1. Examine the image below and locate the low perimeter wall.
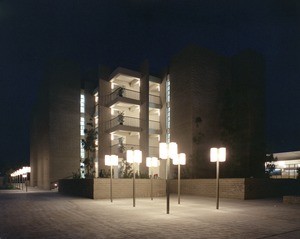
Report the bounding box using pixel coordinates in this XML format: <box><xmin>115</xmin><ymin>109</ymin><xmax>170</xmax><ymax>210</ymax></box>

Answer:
<box><xmin>170</xmin><ymin>178</ymin><xmax>300</xmax><ymax>199</ymax></box>
<box><xmin>59</xmin><ymin>178</ymin><xmax>166</xmax><ymax>199</ymax></box>
<box><xmin>59</xmin><ymin>178</ymin><xmax>300</xmax><ymax>200</ymax></box>
<box><xmin>170</xmin><ymin>178</ymin><xmax>245</xmax><ymax>199</ymax></box>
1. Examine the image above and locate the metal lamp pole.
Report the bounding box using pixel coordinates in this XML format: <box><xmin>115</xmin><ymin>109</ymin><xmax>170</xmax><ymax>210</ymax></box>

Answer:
<box><xmin>105</xmin><ymin>155</ymin><xmax>118</xmax><ymax>203</ymax></box>
<box><xmin>110</xmin><ymin>164</ymin><xmax>113</xmax><ymax>202</ymax></box>
<box><xmin>150</xmin><ymin>166</ymin><xmax>153</xmax><ymax>200</ymax></box>
<box><xmin>160</xmin><ymin>142</ymin><xmax>178</xmax><ymax>214</ymax></box>
<box><xmin>210</xmin><ymin>147</ymin><xmax>226</xmax><ymax>210</ymax></box>
<box><xmin>172</xmin><ymin>153</ymin><xmax>186</xmax><ymax>205</ymax></box>
<box><xmin>146</xmin><ymin>157</ymin><xmax>159</xmax><ymax>201</ymax></box>
<box><xmin>216</xmin><ymin>159</ymin><xmax>220</xmax><ymax>209</ymax></box>
<box><xmin>133</xmin><ymin>162</ymin><xmax>136</xmax><ymax>207</ymax></box>
<box><xmin>127</xmin><ymin>149</ymin><xmax>142</xmax><ymax>208</ymax></box>
<box><xmin>178</xmin><ymin>163</ymin><xmax>181</xmax><ymax>204</ymax></box>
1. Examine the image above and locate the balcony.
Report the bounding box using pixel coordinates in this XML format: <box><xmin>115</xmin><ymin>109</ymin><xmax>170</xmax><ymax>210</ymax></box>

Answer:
<box><xmin>149</xmin><ymin>94</ymin><xmax>161</xmax><ymax>108</ymax></box>
<box><xmin>104</xmin><ymin>116</ymin><xmax>141</xmax><ymax>134</ymax></box>
<box><xmin>110</xmin><ymin>144</ymin><xmax>140</xmax><ymax>156</ymax></box>
<box><xmin>149</xmin><ymin>120</ymin><xmax>161</xmax><ymax>134</ymax></box>
<box><xmin>104</xmin><ymin>87</ymin><xmax>140</xmax><ymax>107</ymax></box>
<box><xmin>149</xmin><ymin>146</ymin><xmax>159</xmax><ymax>157</ymax></box>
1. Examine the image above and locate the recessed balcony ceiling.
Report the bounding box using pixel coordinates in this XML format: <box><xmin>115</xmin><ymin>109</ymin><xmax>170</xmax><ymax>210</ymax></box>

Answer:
<box><xmin>111</xmin><ymin>102</ymin><xmax>140</xmax><ymax>111</ymax></box>
<box><xmin>112</xmin><ymin>74</ymin><xmax>140</xmax><ymax>86</ymax></box>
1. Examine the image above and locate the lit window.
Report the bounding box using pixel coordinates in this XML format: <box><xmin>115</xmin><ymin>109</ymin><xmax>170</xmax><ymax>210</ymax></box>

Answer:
<box><xmin>80</xmin><ymin>94</ymin><xmax>85</xmax><ymax>113</ymax></box>
<box><xmin>80</xmin><ymin>143</ymin><xmax>85</xmax><ymax>158</ymax></box>
<box><xmin>166</xmin><ymin>75</ymin><xmax>171</xmax><ymax>143</ymax></box>
<box><xmin>80</xmin><ymin>117</ymin><xmax>85</xmax><ymax>136</ymax></box>
<box><xmin>94</xmin><ymin>93</ymin><xmax>98</xmax><ymax>103</ymax></box>
<box><xmin>94</xmin><ymin>116</ymin><xmax>98</xmax><ymax>126</ymax></box>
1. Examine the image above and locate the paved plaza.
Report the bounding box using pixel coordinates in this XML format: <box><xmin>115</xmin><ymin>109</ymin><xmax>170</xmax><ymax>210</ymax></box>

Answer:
<box><xmin>0</xmin><ymin>188</ymin><xmax>300</xmax><ymax>239</ymax></box>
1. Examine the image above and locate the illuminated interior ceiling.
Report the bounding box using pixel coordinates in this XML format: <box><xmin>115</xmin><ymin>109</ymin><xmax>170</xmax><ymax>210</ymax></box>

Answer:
<box><xmin>273</xmin><ymin>151</ymin><xmax>300</xmax><ymax>161</ymax></box>
<box><xmin>112</xmin><ymin>130</ymin><xmax>139</xmax><ymax>138</ymax></box>
<box><xmin>111</xmin><ymin>73</ymin><xmax>140</xmax><ymax>87</ymax></box>
<box><xmin>149</xmin><ymin>82</ymin><xmax>160</xmax><ymax>95</ymax></box>
<box><xmin>111</xmin><ymin>102</ymin><xmax>139</xmax><ymax>112</ymax></box>
<box><xmin>149</xmin><ymin>108</ymin><xmax>159</xmax><ymax>115</ymax></box>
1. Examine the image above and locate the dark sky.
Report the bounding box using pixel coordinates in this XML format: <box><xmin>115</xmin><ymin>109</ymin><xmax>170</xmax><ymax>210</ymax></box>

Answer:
<box><xmin>0</xmin><ymin>0</ymin><xmax>299</xmax><ymax>174</ymax></box>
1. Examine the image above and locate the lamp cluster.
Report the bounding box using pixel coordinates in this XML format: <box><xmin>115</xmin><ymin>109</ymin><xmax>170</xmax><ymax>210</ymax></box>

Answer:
<box><xmin>11</xmin><ymin>166</ymin><xmax>31</xmax><ymax>177</ymax></box>
<box><xmin>210</xmin><ymin>147</ymin><xmax>226</xmax><ymax>162</ymax></box>
<box><xmin>104</xmin><ymin>155</ymin><xmax>118</xmax><ymax>166</ymax></box>
<box><xmin>159</xmin><ymin>142</ymin><xmax>186</xmax><ymax>165</ymax></box>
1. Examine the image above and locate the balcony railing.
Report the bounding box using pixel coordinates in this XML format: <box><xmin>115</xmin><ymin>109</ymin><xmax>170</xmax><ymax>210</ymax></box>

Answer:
<box><xmin>111</xmin><ymin>144</ymin><xmax>140</xmax><ymax>155</ymax></box>
<box><xmin>149</xmin><ymin>120</ymin><xmax>160</xmax><ymax>131</ymax></box>
<box><xmin>149</xmin><ymin>146</ymin><xmax>159</xmax><ymax>157</ymax></box>
<box><xmin>104</xmin><ymin>87</ymin><xmax>140</xmax><ymax>106</ymax></box>
<box><xmin>104</xmin><ymin>116</ymin><xmax>140</xmax><ymax>132</ymax></box>
<box><xmin>149</xmin><ymin>94</ymin><xmax>161</xmax><ymax>106</ymax></box>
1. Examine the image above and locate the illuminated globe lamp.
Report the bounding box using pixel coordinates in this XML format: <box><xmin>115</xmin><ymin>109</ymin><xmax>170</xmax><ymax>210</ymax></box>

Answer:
<box><xmin>126</xmin><ymin>149</ymin><xmax>142</xmax><ymax>207</ymax></box>
<box><xmin>146</xmin><ymin>157</ymin><xmax>160</xmax><ymax>200</ymax></box>
<box><xmin>105</xmin><ymin>154</ymin><xmax>119</xmax><ymax>202</ymax></box>
<box><xmin>210</xmin><ymin>147</ymin><xmax>226</xmax><ymax>209</ymax></box>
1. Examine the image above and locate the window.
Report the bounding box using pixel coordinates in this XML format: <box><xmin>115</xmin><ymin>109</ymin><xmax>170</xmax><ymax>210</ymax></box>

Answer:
<box><xmin>80</xmin><ymin>142</ymin><xmax>85</xmax><ymax>158</ymax></box>
<box><xmin>94</xmin><ymin>93</ymin><xmax>98</xmax><ymax>104</ymax></box>
<box><xmin>166</xmin><ymin>75</ymin><xmax>171</xmax><ymax>143</ymax></box>
<box><xmin>80</xmin><ymin>117</ymin><xmax>85</xmax><ymax>136</ymax></box>
<box><xmin>94</xmin><ymin>116</ymin><xmax>98</xmax><ymax>127</ymax></box>
<box><xmin>80</xmin><ymin>94</ymin><xmax>85</xmax><ymax>113</ymax></box>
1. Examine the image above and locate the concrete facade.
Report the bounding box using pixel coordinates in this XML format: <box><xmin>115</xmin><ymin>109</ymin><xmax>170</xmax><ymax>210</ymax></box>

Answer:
<box><xmin>169</xmin><ymin>46</ymin><xmax>265</xmax><ymax>178</ymax></box>
<box><xmin>169</xmin><ymin>46</ymin><xmax>231</xmax><ymax>178</ymax></box>
<box><xmin>30</xmin><ymin>60</ymin><xmax>81</xmax><ymax>189</ymax></box>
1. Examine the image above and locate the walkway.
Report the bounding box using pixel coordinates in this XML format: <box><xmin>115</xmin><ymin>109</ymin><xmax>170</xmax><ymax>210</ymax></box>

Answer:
<box><xmin>0</xmin><ymin>188</ymin><xmax>299</xmax><ymax>238</ymax></box>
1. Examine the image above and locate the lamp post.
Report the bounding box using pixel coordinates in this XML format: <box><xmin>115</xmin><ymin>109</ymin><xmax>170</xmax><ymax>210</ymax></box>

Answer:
<box><xmin>18</xmin><ymin>170</ymin><xmax>21</xmax><ymax>189</ymax></box>
<box><xmin>146</xmin><ymin>157</ymin><xmax>159</xmax><ymax>200</ymax></box>
<box><xmin>105</xmin><ymin>155</ymin><xmax>118</xmax><ymax>202</ymax></box>
<box><xmin>172</xmin><ymin>153</ymin><xmax>186</xmax><ymax>204</ymax></box>
<box><xmin>159</xmin><ymin>142</ymin><xmax>178</xmax><ymax>214</ymax></box>
<box><xmin>22</xmin><ymin>174</ymin><xmax>27</xmax><ymax>191</ymax></box>
<box><xmin>210</xmin><ymin>147</ymin><xmax>226</xmax><ymax>209</ymax></box>
<box><xmin>126</xmin><ymin>149</ymin><xmax>142</xmax><ymax>207</ymax></box>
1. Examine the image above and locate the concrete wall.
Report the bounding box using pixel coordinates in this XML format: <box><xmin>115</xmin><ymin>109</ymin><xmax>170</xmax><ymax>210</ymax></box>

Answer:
<box><xmin>244</xmin><ymin>178</ymin><xmax>300</xmax><ymax>199</ymax></box>
<box><xmin>170</xmin><ymin>178</ymin><xmax>245</xmax><ymax>199</ymax></box>
<box><xmin>93</xmin><ymin>178</ymin><xmax>166</xmax><ymax>199</ymax></box>
<box><xmin>170</xmin><ymin>178</ymin><xmax>300</xmax><ymax>200</ymax></box>
<box><xmin>169</xmin><ymin>46</ymin><xmax>230</xmax><ymax>178</ymax></box>
<box><xmin>30</xmin><ymin>60</ymin><xmax>81</xmax><ymax>189</ymax></box>
<box><xmin>59</xmin><ymin>178</ymin><xmax>300</xmax><ymax>200</ymax></box>
<box><xmin>59</xmin><ymin>178</ymin><xmax>166</xmax><ymax>199</ymax></box>
<box><xmin>139</xmin><ymin>61</ymin><xmax>149</xmax><ymax>174</ymax></box>
<box><xmin>59</xmin><ymin>179</ymin><xmax>94</xmax><ymax>198</ymax></box>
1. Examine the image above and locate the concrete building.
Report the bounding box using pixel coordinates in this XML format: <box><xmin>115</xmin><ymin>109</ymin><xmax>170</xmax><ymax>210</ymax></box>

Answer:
<box><xmin>30</xmin><ymin>60</ymin><xmax>82</xmax><ymax>189</ymax></box>
<box><xmin>30</xmin><ymin>46</ymin><xmax>265</xmax><ymax>189</ymax></box>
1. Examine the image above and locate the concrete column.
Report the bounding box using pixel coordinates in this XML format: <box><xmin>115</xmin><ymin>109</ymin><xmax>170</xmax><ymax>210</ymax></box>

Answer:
<box><xmin>139</xmin><ymin>61</ymin><xmax>149</xmax><ymax>175</ymax></box>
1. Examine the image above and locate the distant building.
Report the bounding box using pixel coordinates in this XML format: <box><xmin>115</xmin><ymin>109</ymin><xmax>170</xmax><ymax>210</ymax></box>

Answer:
<box><xmin>30</xmin><ymin>46</ymin><xmax>265</xmax><ymax>189</ymax></box>
<box><xmin>265</xmin><ymin>151</ymin><xmax>300</xmax><ymax>179</ymax></box>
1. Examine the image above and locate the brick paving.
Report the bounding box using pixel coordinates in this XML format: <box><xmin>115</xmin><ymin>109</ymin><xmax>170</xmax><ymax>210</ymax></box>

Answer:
<box><xmin>0</xmin><ymin>187</ymin><xmax>300</xmax><ymax>239</ymax></box>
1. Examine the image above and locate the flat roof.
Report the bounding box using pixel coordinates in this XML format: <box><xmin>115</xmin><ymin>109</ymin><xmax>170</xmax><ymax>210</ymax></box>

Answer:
<box><xmin>273</xmin><ymin>151</ymin><xmax>300</xmax><ymax>161</ymax></box>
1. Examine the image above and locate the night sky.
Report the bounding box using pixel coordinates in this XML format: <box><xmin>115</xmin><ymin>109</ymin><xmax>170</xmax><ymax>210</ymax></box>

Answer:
<box><xmin>0</xmin><ymin>0</ymin><xmax>299</xmax><ymax>174</ymax></box>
